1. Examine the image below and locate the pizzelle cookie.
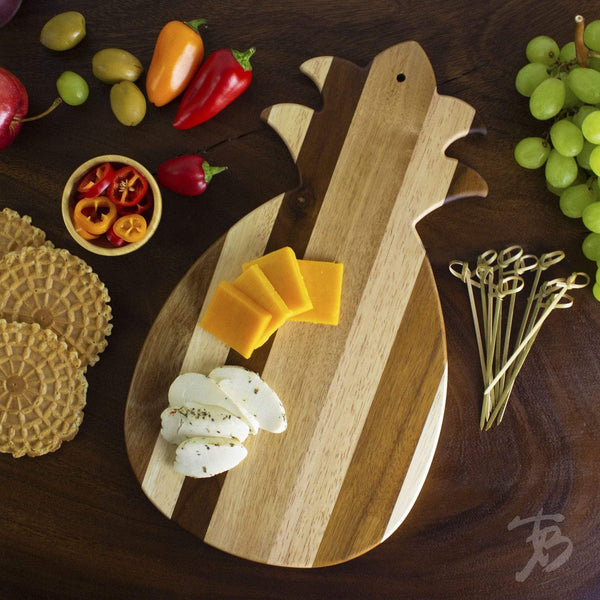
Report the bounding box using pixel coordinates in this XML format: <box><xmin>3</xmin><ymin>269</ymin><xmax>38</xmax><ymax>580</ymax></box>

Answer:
<box><xmin>0</xmin><ymin>207</ymin><xmax>53</xmax><ymax>259</ymax></box>
<box><xmin>0</xmin><ymin>246</ymin><xmax>113</xmax><ymax>369</ymax></box>
<box><xmin>0</xmin><ymin>319</ymin><xmax>88</xmax><ymax>458</ymax></box>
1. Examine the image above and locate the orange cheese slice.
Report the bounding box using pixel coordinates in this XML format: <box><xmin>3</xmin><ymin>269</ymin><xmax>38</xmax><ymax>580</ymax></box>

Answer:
<box><xmin>291</xmin><ymin>260</ymin><xmax>343</xmax><ymax>325</ymax></box>
<box><xmin>233</xmin><ymin>264</ymin><xmax>292</xmax><ymax>346</ymax></box>
<box><xmin>243</xmin><ymin>247</ymin><xmax>312</xmax><ymax>317</ymax></box>
<box><xmin>199</xmin><ymin>281</ymin><xmax>271</xmax><ymax>359</ymax></box>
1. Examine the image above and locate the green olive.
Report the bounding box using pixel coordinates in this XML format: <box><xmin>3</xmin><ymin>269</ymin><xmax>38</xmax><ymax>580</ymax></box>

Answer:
<box><xmin>40</xmin><ymin>11</ymin><xmax>86</xmax><ymax>51</ymax></box>
<box><xmin>92</xmin><ymin>48</ymin><xmax>143</xmax><ymax>84</ymax></box>
<box><xmin>110</xmin><ymin>81</ymin><xmax>146</xmax><ymax>126</ymax></box>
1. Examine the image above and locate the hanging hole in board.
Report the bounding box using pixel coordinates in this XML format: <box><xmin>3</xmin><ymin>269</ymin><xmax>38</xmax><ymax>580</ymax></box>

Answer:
<box><xmin>396</xmin><ymin>73</ymin><xmax>406</xmax><ymax>82</ymax></box>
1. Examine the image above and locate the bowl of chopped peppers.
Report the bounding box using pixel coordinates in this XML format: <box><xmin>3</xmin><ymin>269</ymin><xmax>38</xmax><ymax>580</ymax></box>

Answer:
<box><xmin>61</xmin><ymin>154</ymin><xmax>162</xmax><ymax>256</ymax></box>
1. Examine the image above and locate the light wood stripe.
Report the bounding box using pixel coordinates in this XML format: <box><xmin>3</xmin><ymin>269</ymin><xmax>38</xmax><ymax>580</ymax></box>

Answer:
<box><xmin>141</xmin><ymin>195</ymin><xmax>284</xmax><ymax>519</ymax></box>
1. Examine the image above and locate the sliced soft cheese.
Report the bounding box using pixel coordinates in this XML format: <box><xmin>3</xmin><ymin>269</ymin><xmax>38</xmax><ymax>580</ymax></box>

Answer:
<box><xmin>174</xmin><ymin>436</ymin><xmax>248</xmax><ymax>478</ymax></box>
<box><xmin>209</xmin><ymin>366</ymin><xmax>287</xmax><ymax>434</ymax></box>
<box><xmin>160</xmin><ymin>405</ymin><xmax>250</xmax><ymax>445</ymax></box>
<box><xmin>168</xmin><ymin>372</ymin><xmax>259</xmax><ymax>434</ymax></box>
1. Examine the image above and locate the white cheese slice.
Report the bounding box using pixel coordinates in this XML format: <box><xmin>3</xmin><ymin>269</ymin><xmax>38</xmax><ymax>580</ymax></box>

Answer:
<box><xmin>160</xmin><ymin>405</ymin><xmax>250</xmax><ymax>445</ymax></box>
<box><xmin>168</xmin><ymin>372</ymin><xmax>258</xmax><ymax>434</ymax></box>
<box><xmin>173</xmin><ymin>436</ymin><xmax>248</xmax><ymax>478</ymax></box>
<box><xmin>209</xmin><ymin>366</ymin><xmax>287</xmax><ymax>434</ymax></box>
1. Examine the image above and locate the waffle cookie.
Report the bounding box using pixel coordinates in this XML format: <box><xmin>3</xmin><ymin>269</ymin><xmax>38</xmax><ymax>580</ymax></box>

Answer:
<box><xmin>0</xmin><ymin>207</ymin><xmax>53</xmax><ymax>259</ymax></box>
<box><xmin>0</xmin><ymin>319</ymin><xmax>88</xmax><ymax>458</ymax></box>
<box><xmin>0</xmin><ymin>246</ymin><xmax>113</xmax><ymax>369</ymax></box>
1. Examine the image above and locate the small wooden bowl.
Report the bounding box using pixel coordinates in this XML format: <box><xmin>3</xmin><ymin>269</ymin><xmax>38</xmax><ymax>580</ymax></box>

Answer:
<box><xmin>61</xmin><ymin>154</ymin><xmax>162</xmax><ymax>256</ymax></box>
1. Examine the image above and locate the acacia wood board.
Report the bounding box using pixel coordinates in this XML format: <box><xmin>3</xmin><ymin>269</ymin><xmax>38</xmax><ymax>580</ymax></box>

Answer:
<box><xmin>124</xmin><ymin>41</ymin><xmax>487</xmax><ymax>568</ymax></box>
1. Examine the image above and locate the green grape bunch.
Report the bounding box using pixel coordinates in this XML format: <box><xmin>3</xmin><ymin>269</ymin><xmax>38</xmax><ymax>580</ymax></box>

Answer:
<box><xmin>514</xmin><ymin>15</ymin><xmax>600</xmax><ymax>300</ymax></box>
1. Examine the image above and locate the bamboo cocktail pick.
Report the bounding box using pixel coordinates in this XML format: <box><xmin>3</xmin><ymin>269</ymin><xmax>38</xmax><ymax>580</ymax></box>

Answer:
<box><xmin>449</xmin><ymin>248</ymin><xmax>590</xmax><ymax>429</ymax></box>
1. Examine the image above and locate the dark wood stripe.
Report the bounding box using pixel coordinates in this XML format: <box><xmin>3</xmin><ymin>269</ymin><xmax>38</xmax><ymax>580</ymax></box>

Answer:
<box><xmin>264</xmin><ymin>57</ymin><xmax>368</xmax><ymax>258</ymax></box>
<box><xmin>228</xmin><ymin>57</ymin><xmax>368</xmax><ymax>377</ymax></box>
<box><xmin>124</xmin><ymin>237</ymin><xmax>225</xmax><ymax>486</ymax></box>
<box><xmin>313</xmin><ymin>258</ymin><xmax>446</xmax><ymax>566</ymax></box>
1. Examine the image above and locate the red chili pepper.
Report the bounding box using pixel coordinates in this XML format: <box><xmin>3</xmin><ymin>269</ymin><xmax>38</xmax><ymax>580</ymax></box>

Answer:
<box><xmin>156</xmin><ymin>154</ymin><xmax>227</xmax><ymax>196</ymax></box>
<box><xmin>172</xmin><ymin>47</ymin><xmax>255</xmax><ymax>130</ymax></box>
<box><xmin>108</xmin><ymin>166</ymin><xmax>148</xmax><ymax>207</ymax></box>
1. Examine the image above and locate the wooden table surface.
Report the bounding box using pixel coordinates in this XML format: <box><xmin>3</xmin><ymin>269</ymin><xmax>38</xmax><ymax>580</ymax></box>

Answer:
<box><xmin>1</xmin><ymin>0</ymin><xmax>599</xmax><ymax>598</ymax></box>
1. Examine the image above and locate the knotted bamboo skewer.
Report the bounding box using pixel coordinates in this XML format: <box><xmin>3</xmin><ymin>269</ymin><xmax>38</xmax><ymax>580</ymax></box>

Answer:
<box><xmin>449</xmin><ymin>248</ymin><xmax>590</xmax><ymax>429</ymax></box>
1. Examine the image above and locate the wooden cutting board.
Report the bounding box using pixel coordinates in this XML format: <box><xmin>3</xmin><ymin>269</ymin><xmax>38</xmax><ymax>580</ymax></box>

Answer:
<box><xmin>124</xmin><ymin>41</ymin><xmax>487</xmax><ymax>568</ymax></box>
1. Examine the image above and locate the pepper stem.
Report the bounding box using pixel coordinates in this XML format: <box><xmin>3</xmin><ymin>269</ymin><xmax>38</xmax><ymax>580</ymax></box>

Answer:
<box><xmin>16</xmin><ymin>97</ymin><xmax>62</xmax><ymax>123</ymax></box>
<box><xmin>231</xmin><ymin>47</ymin><xmax>256</xmax><ymax>71</ymax></box>
<box><xmin>185</xmin><ymin>18</ymin><xmax>207</xmax><ymax>34</ymax></box>
<box><xmin>202</xmin><ymin>161</ymin><xmax>228</xmax><ymax>184</ymax></box>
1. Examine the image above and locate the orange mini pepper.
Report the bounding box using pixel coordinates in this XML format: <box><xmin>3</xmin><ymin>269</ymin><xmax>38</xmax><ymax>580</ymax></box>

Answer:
<box><xmin>146</xmin><ymin>19</ymin><xmax>206</xmax><ymax>107</ymax></box>
<box><xmin>73</xmin><ymin>196</ymin><xmax>118</xmax><ymax>236</ymax></box>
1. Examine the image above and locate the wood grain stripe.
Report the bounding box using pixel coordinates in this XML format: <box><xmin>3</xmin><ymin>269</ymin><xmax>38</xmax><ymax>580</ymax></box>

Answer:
<box><xmin>313</xmin><ymin>259</ymin><xmax>446</xmax><ymax>566</ymax></box>
<box><xmin>139</xmin><ymin>196</ymin><xmax>284</xmax><ymax>522</ymax></box>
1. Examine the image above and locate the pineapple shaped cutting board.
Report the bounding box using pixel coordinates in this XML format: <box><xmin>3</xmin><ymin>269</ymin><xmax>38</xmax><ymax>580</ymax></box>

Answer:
<box><xmin>124</xmin><ymin>41</ymin><xmax>487</xmax><ymax>568</ymax></box>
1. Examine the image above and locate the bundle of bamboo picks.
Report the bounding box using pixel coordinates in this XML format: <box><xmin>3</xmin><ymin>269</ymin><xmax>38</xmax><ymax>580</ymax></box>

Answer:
<box><xmin>450</xmin><ymin>246</ymin><xmax>590</xmax><ymax>430</ymax></box>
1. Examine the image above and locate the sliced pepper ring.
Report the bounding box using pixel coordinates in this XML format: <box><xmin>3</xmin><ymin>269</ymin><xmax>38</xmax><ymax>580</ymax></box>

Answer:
<box><xmin>116</xmin><ymin>190</ymin><xmax>154</xmax><ymax>215</ymax></box>
<box><xmin>108</xmin><ymin>166</ymin><xmax>149</xmax><ymax>207</ymax></box>
<box><xmin>73</xmin><ymin>196</ymin><xmax>118</xmax><ymax>236</ymax></box>
<box><xmin>111</xmin><ymin>214</ymin><xmax>147</xmax><ymax>242</ymax></box>
<box><xmin>76</xmin><ymin>162</ymin><xmax>115</xmax><ymax>198</ymax></box>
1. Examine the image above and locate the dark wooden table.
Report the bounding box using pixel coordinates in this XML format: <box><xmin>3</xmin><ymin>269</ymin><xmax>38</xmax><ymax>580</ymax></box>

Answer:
<box><xmin>1</xmin><ymin>1</ymin><xmax>599</xmax><ymax>598</ymax></box>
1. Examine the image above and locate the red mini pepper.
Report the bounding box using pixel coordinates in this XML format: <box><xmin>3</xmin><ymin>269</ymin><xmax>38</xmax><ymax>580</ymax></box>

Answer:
<box><xmin>157</xmin><ymin>154</ymin><xmax>227</xmax><ymax>196</ymax></box>
<box><xmin>172</xmin><ymin>47</ymin><xmax>255</xmax><ymax>130</ymax></box>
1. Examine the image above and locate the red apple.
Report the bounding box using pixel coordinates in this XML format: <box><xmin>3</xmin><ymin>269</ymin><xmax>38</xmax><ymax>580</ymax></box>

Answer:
<box><xmin>0</xmin><ymin>66</ymin><xmax>28</xmax><ymax>151</ymax></box>
<box><xmin>0</xmin><ymin>0</ymin><xmax>22</xmax><ymax>28</ymax></box>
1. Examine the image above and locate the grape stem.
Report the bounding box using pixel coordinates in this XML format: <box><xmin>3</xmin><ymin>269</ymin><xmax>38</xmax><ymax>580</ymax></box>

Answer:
<box><xmin>575</xmin><ymin>14</ymin><xmax>588</xmax><ymax>67</ymax></box>
<box><xmin>15</xmin><ymin>97</ymin><xmax>62</xmax><ymax>123</ymax></box>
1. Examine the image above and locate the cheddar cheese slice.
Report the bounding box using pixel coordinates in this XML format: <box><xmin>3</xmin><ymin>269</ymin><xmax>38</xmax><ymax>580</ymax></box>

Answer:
<box><xmin>233</xmin><ymin>264</ymin><xmax>292</xmax><ymax>346</ymax></box>
<box><xmin>243</xmin><ymin>247</ymin><xmax>312</xmax><ymax>316</ymax></box>
<box><xmin>200</xmin><ymin>281</ymin><xmax>271</xmax><ymax>359</ymax></box>
<box><xmin>291</xmin><ymin>260</ymin><xmax>343</xmax><ymax>325</ymax></box>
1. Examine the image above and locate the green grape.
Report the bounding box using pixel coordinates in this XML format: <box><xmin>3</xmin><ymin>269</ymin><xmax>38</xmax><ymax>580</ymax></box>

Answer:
<box><xmin>584</xmin><ymin>20</ymin><xmax>600</xmax><ymax>51</ymax></box>
<box><xmin>582</xmin><ymin>201</ymin><xmax>600</xmax><ymax>232</ymax></box>
<box><xmin>581</xmin><ymin>110</ymin><xmax>600</xmax><ymax>144</ymax></box>
<box><xmin>597</xmin><ymin>266</ymin><xmax>600</xmax><ymax>284</ymax></box>
<box><xmin>561</xmin><ymin>74</ymin><xmax>581</xmax><ymax>108</ymax></box>
<box><xmin>515</xmin><ymin>62</ymin><xmax>550</xmax><ymax>97</ymax></box>
<box><xmin>592</xmin><ymin>177</ymin><xmax>600</xmax><ymax>200</ymax></box>
<box><xmin>559</xmin><ymin>183</ymin><xmax>595</xmax><ymax>217</ymax></box>
<box><xmin>571</xmin><ymin>104</ymin><xmax>598</xmax><ymax>129</ymax></box>
<box><xmin>576</xmin><ymin>140</ymin><xmax>597</xmax><ymax>170</ymax></box>
<box><xmin>589</xmin><ymin>56</ymin><xmax>600</xmax><ymax>72</ymax></box>
<box><xmin>589</xmin><ymin>145</ymin><xmax>600</xmax><ymax>175</ymax></box>
<box><xmin>593</xmin><ymin>282</ymin><xmax>600</xmax><ymax>301</ymax></box>
<box><xmin>559</xmin><ymin>41</ymin><xmax>577</xmax><ymax>62</ymax></box>
<box><xmin>526</xmin><ymin>35</ymin><xmax>560</xmax><ymax>66</ymax></box>
<box><xmin>514</xmin><ymin>137</ymin><xmax>551</xmax><ymax>168</ymax></box>
<box><xmin>546</xmin><ymin>170</ymin><xmax>586</xmax><ymax>195</ymax></box>
<box><xmin>529</xmin><ymin>78</ymin><xmax>566</xmax><ymax>120</ymax></box>
<box><xmin>582</xmin><ymin>232</ymin><xmax>600</xmax><ymax>260</ymax></box>
<box><xmin>567</xmin><ymin>68</ymin><xmax>600</xmax><ymax>104</ymax></box>
<box><xmin>56</xmin><ymin>71</ymin><xmax>89</xmax><ymax>106</ymax></box>
<box><xmin>545</xmin><ymin>149</ymin><xmax>578</xmax><ymax>188</ymax></box>
<box><xmin>550</xmin><ymin>118</ymin><xmax>584</xmax><ymax>156</ymax></box>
